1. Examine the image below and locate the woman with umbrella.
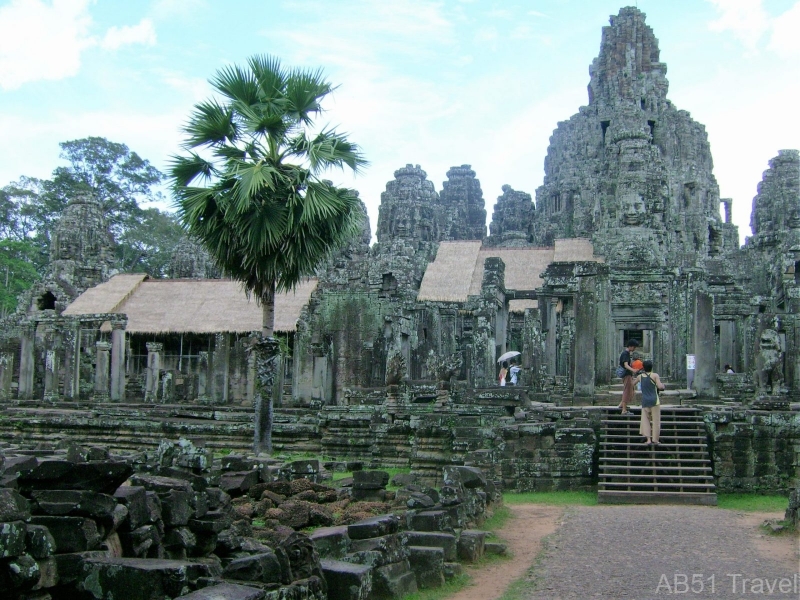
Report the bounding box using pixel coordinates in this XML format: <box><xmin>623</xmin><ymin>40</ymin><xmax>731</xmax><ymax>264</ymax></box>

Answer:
<box><xmin>498</xmin><ymin>351</ymin><xmax>521</xmax><ymax>387</ymax></box>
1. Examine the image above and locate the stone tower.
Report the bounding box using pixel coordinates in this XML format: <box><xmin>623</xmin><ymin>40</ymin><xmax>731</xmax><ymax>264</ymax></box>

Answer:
<box><xmin>486</xmin><ymin>184</ymin><xmax>535</xmax><ymax>247</ymax></box>
<box><xmin>168</xmin><ymin>237</ymin><xmax>219</xmax><ymax>279</ymax></box>
<box><xmin>49</xmin><ymin>194</ymin><xmax>116</xmax><ymax>294</ymax></box>
<box><xmin>532</xmin><ymin>7</ymin><xmax>725</xmax><ymax>268</ymax></box>
<box><xmin>376</xmin><ymin>164</ymin><xmax>440</xmax><ymax>246</ymax></box>
<box><xmin>438</xmin><ymin>165</ymin><xmax>487</xmax><ymax>241</ymax></box>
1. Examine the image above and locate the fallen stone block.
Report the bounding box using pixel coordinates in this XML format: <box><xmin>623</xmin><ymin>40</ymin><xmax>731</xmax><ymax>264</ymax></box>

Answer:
<box><xmin>128</xmin><ymin>474</ymin><xmax>193</xmax><ymax>495</ymax></box>
<box><xmin>17</xmin><ymin>460</ymin><xmax>132</xmax><ymax>494</ymax></box>
<box><xmin>443</xmin><ymin>466</ymin><xmax>487</xmax><ymax>489</ymax></box>
<box><xmin>0</xmin><ymin>488</ymin><xmax>31</xmax><ymax>522</ymax></box>
<box><xmin>219</xmin><ymin>471</ymin><xmax>259</xmax><ymax>497</ymax></box>
<box><xmin>223</xmin><ymin>551</ymin><xmax>284</xmax><ymax>584</ymax></box>
<box><xmin>443</xmin><ymin>562</ymin><xmax>463</xmax><ymax>581</ymax></box>
<box><xmin>114</xmin><ymin>486</ymin><xmax>149</xmax><ymax>530</ymax></box>
<box><xmin>118</xmin><ymin>525</ymin><xmax>163</xmax><ymax>559</ymax></box>
<box><xmin>78</xmin><ymin>556</ymin><xmax>221</xmax><ymax>600</ymax></box>
<box><xmin>153</xmin><ymin>466</ymin><xmax>208</xmax><ymax>491</ymax></box>
<box><xmin>405</xmin><ymin>531</ymin><xmax>457</xmax><ymax>561</ymax></box>
<box><xmin>406</xmin><ymin>492</ymin><xmax>435</xmax><ymax>509</ymax></box>
<box><xmin>53</xmin><ymin>550</ymin><xmax>110</xmax><ymax>585</ymax></box>
<box><xmin>32</xmin><ymin>490</ymin><xmax>117</xmax><ymax>521</ymax></box>
<box><xmin>321</xmin><ymin>559</ymin><xmax>372</xmax><ymax>600</ymax></box>
<box><xmin>29</xmin><ymin>516</ymin><xmax>101</xmax><ymax>553</ymax></box>
<box><xmin>177</xmin><ymin>582</ymin><xmax>266</xmax><ymax>600</ymax></box>
<box><xmin>145</xmin><ymin>491</ymin><xmax>163</xmax><ymax>524</ymax></box>
<box><xmin>352</xmin><ymin>470</ymin><xmax>389</xmax><ymax>489</ymax></box>
<box><xmin>160</xmin><ymin>489</ymin><xmax>193</xmax><ymax>527</ymax></box>
<box><xmin>408</xmin><ymin>545</ymin><xmax>444</xmax><ymax>589</ymax></box>
<box><xmin>350</xmin><ymin>488</ymin><xmax>387</xmax><ymax>502</ymax></box>
<box><xmin>373</xmin><ymin>559</ymin><xmax>418</xmax><ymax>599</ymax></box>
<box><xmin>32</xmin><ymin>556</ymin><xmax>58</xmax><ymax>590</ymax></box>
<box><xmin>485</xmin><ymin>541</ymin><xmax>507</xmax><ymax>556</ymax></box>
<box><xmin>350</xmin><ymin>533</ymin><xmax>407</xmax><ymax>567</ymax></box>
<box><xmin>406</xmin><ymin>510</ymin><xmax>452</xmax><ymax>533</ymax></box>
<box><xmin>189</xmin><ymin>509</ymin><xmax>233</xmax><ymax>534</ymax></box>
<box><xmin>0</xmin><ymin>520</ymin><xmax>27</xmax><ymax>557</ymax></box>
<box><xmin>25</xmin><ymin>525</ymin><xmax>56</xmax><ymax>559</ymax></box>
<box><xmin>457</xmin><ymin>530</ymin><xmax>486</xmax><ymax>563</ymax></box>
<box><xmin>0</xmin><ymin>553</ymin><xmax>40</xmax><ymax>591</ymax></box>
<box><xmin>309</xmin><ymin>525</ymin><xmax>350</xmax><ymax>559</ymax></box>
<box><xmin>347</xmin><ymin>515</ymin><xmax>399</xmax><ymax>540</ymax></box>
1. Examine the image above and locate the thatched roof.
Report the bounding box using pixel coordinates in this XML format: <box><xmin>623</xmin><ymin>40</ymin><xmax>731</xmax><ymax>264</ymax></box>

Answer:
<box><xmin>418</xmin><ymin>238</ymin><xmax>603</xmax><ymax>303</ymax></box>
<box><xmin>65</xmin><ymin>275</ymin><xmax>317</xmax><ymax>334</ymax></box>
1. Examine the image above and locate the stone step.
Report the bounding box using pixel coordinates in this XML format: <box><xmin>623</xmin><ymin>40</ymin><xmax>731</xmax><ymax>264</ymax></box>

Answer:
<box><xmin>598</xmin><ymin>491</ymin><xmax>717</xmax><ymax>506</ymax></box>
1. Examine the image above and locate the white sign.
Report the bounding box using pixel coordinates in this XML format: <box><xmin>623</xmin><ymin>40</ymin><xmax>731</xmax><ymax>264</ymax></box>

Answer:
<box><xmin>686</xmin><ymin>354</ymin><xmax>696</xmax><ymax>370</ymax></box>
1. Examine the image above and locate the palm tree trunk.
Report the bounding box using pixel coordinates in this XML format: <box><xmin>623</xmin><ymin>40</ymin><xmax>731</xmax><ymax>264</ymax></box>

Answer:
<box><xmin>253</xmin><ymin>285</ymin><xmax>278</xmax><ymax>455</ymax></box>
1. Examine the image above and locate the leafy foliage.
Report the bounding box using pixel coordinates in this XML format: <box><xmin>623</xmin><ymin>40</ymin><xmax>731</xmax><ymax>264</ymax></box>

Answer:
<box><xmin>170</xmin><ymin>54</ymin><xmax>367</xmax><ymax>336</ymax></box>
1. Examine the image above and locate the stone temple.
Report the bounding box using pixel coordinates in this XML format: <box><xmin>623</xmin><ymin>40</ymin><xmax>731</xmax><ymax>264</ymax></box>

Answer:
<box><xmin>0</xmin><ymin>8</ymin><xmax>798</xmax><ymax>499</ymax></box>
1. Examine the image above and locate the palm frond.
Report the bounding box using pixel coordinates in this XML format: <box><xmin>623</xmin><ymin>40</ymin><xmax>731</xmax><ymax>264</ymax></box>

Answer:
<box><xmin>290</xmin><ymin>129</ymin><xmax>368</xmax><ymax>175</ymax></box>
<box><xmin>168</xmin><ymin>153</ymin><xmax>217</xmax><ymax>187</ymax></box>
<box><xmin>182</xmin><ymin>100</ymin><xmax>237</xmax><ymax>149</ymax></box>
<box><xmin>211</xmin><ymin>63</ymin><xmax>260</xmax><ymax>105</ymax></box>
<box><xmin>248</xmin><ymin>55</ymin><xmax>288</xmax><ymax>102</ymax></box>
<box><xmin>285</xmin><ymin>67</ymin><xmax>332</xmax><ymax>125</ymax></box>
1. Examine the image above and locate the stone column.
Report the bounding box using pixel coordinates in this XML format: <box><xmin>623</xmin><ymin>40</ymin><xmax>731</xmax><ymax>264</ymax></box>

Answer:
<box><xmin>94</xmin><ymin>341</ymin><xmax>111</xmax><ymax>401</ymax></box>
<box><xmin>43</xmin><ymin>323</ymin><xmax>60</xmax><ymax>402</ymax></box>
<box><xmin>545</xmin><ymin>298</ymin><xmax>558</xmax><ymax>376</ymax></box>
<box><xmin>144</xmin><ymin>342</ymin><xmax>163</xmax><ymax>403</ymax></box>
<box><xmin>573</xmin><ymin>278</ymin><xmax>596</xmax><ymax>397</ymax></box>
<box><xmin>693</xmin><ymin>290</ymin><xmax>717</xmax><ymax>398</ymax></box>
<box><xmin>18</xmin><ymin>322</ymin><xmax>35</xmax><ymax>400</ymax></box>
<box><xmin>197</xmin><ymin>350</ymin><xmax>209</xmax><ymax>402</ymax></box>
<box><xmin>0</xmin><ymin>351</ymin><xmax>13</xmax><ymax>400</ymax></box>
<box><xmin>110</xmin><ymin>319</ymin><xmax>127</xmax><ymax>402</ymax></box>
<box><xmin>62</xmin><ymin>319</ymin><xmax>81</xmax><ymax>400</ymax></box>
<box><xmin>212</xmin><ymin>333</ymin><xmax>230</xmax><ymax>404</ymax></box>
<box><xmin>718</xmin><ymin>320</ymin><xmax>736</xmax><ymax>372</ymax></box>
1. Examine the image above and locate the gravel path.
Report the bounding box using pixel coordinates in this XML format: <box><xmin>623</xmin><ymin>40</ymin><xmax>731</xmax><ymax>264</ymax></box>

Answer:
<box><xmin>525</xmin><ymin>505</ymin><xmax>799</xmax><ymax>600</ymax></box>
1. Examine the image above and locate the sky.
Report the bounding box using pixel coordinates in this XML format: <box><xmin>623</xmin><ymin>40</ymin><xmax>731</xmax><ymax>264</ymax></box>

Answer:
<box><xmin>1</xmin><ymin>0</ymin><xmax>799</xmax><ymax>246</ymax></box>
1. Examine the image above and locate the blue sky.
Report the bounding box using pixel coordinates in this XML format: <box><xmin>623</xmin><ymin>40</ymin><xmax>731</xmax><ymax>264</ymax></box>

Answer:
<box><xmin>1</xmin><ymin>0</ymin><xmax>799</xmax><ymax>244</ymax></box>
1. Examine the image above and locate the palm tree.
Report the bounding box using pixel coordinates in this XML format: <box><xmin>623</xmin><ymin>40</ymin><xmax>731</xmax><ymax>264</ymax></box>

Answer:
<box><xmin>170</xmin><ymin>55</ymin><xmax>367</xmax><ymax>452</ymax></box>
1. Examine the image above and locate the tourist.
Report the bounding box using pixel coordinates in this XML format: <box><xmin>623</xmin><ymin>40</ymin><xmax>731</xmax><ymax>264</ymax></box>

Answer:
<box><xmin>509</xmin><ymin>360</ymin><xmax>521</xmax><ymax>386</ymax></box>
<box><xmin>637</xmin><ymin>360</ymin><xmax>665</xmax><ymax>444</ymax></box>
<box><xmin>499</xmin><ymin>362</ymin><xmax>508</xmax><ymax>387</ymax></box>
<box><xmin>618</xmin><ymin>339</ymin><xmax>639</xmax><ymax>414</ymax></box>
<box><xmin>724</xmin><ymin>364</ymin><xmax>735</xmax><ymax>374</ymax></box>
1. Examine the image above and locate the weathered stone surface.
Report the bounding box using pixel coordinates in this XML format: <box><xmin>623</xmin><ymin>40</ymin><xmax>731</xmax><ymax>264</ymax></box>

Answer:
<box><xmin>177</xmin><ymin>582</ymin><xmax>266</xmax><ymax>600</ymax></box>
<box><xmin>29</xmin><ymin>516</ymin><xmax>101</xmax><ymax>553</ymax></box>
<box><xmin>119</xmin><ymin>524</ymin><xmax>163</xmax><ymax>559</ymax></box>
<box><xmin>443</xmin><ymin>466</ymin><xmax>487</xmax><ymax>489</ymax></box>
<box><xmin>352</xmin><ymin>470</ymin><xmax>390</xmax><ymax>490</ymax></box>
<box><xmin>160</xmin><ymin>489</ymin><xmax>193</xmax><ymax>527</ymax></box>
<box><xmin>0</xmin><ymin>488</ymin><xmax>30</xmax><ymax>522</ymax></box>
<box><xmin>373</xmin><ymin>559</ymin><xmax>418</xmax><ymax>599</ymax></box>
<box><xmin>25</xmin><ymin>525</ymin><xmax>56</xmax><ymax>559</ymax></box>
<box><xmin>78</xmin><ymin>557</ymin><xmax>220</xmax><ymax>600</ymax></box>
<box><xmin>0</xmin><ymin>520</ymin><xmax>27</xmax><ymax>557</ymax></box>
<box><xmin>321</xmin><ymin>559</ymin><xmax>372</xmax><ymax>600</ymax></box>
<box><xmin>128</xmin><ymin>474</ymin><xmax>193</xmax><ymax>495</ymax></box>
<box><xmin>17</xmin><ymin>460</ymin><xmax>132</xmax><ymax>494</ymax></box>
<box><xmin>0</xmin><ymin>553</ymin><xmax>40</xmax><ymax>591</ymax></box>
<box><xmin>219</xmin><ymin>471</ymin><xmax>259</xmax><ymax>497</ymax></box>
<box><xmin>408</xmin><ymin>545</ymin><xmax>444</xmax><ymax>589</ymax></box>
<box><xmin>349</xmin><ymin>533</ymin><xmax>408</xmax><ymax>567</ymax></box>
<box><xmin>406</xmin><ymin>510</ymin><xmax>452</xmax><ymax>533</ymax></box>
<box><xmin>309</xmin><ymin>526</ymin><xmax>350</xmax><ymax>560</ymax></box>
<box><xmin>189</xmin><ymin>509</ymin><xmax>233</xmax><ymax>534</ymax></box>
<box><xmin>405</xmin><ymin>532</ymin><xmax>457</xmax><ymax>562</ymax></box>
<box><xmin>457</xmin><ymin>530</ymin><xmax>486</xmax><ymax>562</ymax></box>
<box><xmin>113</xmin><ymin>486</ymin><xmax>149</xmax><ymax>531</ymax></box>
<box><xmin>32</xmin><ymin>490</ymin><xmax>117</xmax><ymax>520</ymax></box>
<box><xmin>223</xmin><ymin>552</ymin><xmax>284</xmax><ymax>584</ymax></box>
<box><xmin>53</xmin><ymin>550</ymin><xmax>110</xmax><ymax>585</ymax></box>
<box><xmin>348</xmin><ymin>515</ymin><xmax>400</xmax><ymax>540</ymax></box>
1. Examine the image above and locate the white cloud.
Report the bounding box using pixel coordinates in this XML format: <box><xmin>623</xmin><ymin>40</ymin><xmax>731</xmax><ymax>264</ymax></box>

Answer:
<box><xmin>100</xmin><ymin>18</ymin><xmax>156</xmax><ymax>51</ymax></box>
<box><xmin>0</xmin><ymin>0</ymin><xmax>93</xmax><ymax>90</ymax></box>
<box><xmin>768</xmin><ymin>1</ymin><xmax>800</xmax><ymax>57</ymax></box>
<box><xmin>707</xmin><ymin>0</ymin><xmax>770</xmax><ymax>49</ymax></box>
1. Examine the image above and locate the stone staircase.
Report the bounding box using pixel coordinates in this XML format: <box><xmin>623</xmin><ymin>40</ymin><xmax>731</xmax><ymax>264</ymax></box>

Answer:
<box><xmin>597</xmin><ymin>406</ymin><xmax>717</xmax><ymax>505</ymax></box>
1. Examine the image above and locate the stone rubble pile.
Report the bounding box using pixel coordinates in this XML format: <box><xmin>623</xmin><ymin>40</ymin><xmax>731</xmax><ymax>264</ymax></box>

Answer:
<box><xmin>0</xmin><ymin>439</ymin><xmax>502</xmax><ymax>600</ymax></box>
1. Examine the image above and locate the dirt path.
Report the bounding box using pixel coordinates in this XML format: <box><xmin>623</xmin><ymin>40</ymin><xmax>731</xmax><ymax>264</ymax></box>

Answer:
<box><xmin>449</xmin><ymin>504</ymin><xmax>563</xmax><ymax>600</ymax></box>
<box><xmin>452</xmin><ymin>505</ymin><xmax>797</xmax><ymax>600</ymax></box>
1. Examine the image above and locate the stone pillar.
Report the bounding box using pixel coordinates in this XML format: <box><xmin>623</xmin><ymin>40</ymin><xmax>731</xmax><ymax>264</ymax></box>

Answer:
<box><xmin>693</xmin><ymin>290</ymin><xmax>717</xmax><ymax>397</ymax></box>
<box><xmin>212</xmin><ymin>333</ymin><xmax>230</xmax><ymax>404</ymax></box>
<box><xmin>545</xmin><ymin>298</ymin><xmax>558</xmax><ymax>376</ymax></box>
<box><xmin>197</xmin><ymin>350</ymin><xmax>209</xmax><ymax>402</ymax></box>
<box><xmin>719</xmin><ymin>320</ymin><xmax>736</xmax><ymax>372</ymax></box>
<box><xmin>62</xmin><ymin>319</ymin><xmax>81</xmax><ymax>400</ymax></box>
<box><xmin>18</xmin><ymin>322</ymin><xmax>36</xmax><ymax>400</ymax></box>
<box><xmin>0</xmin><ymin>351</ymin><xmax>13</xmax><ymax>400</ymax></box>
<box><xmin>144</xmin><ymin>342</ymin><xmax>163</xmax><ymax>403</ymax></box>
<box><xmin>43</xmin><ymin>323</ymin><xmax>60</xmax><ymax>402</ymax></box>
<box><xmin>573</xmin><ymin>278</ymin><xmax>596</xmax><ymax>397</ymax></box>
<box><xmin>94</xmin><ymin>341</ymin><xmax>111</xmax><ymax>401</ymax></box>
<box><xmin>110</xmin><ymin>319</ymin><xmax>127</xmax><ymax>401</ymax></box>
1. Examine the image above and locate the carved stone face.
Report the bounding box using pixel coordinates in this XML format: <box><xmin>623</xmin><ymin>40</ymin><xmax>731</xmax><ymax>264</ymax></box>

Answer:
<box><xmin>620</xmin><ymin>191</ymin><xmax>646</xmax><ymax>225</ymax></box>
<box><xmin>788</xmin><ymin>209</ymin><xmax>800</xmax><ymax>229</ymax></box>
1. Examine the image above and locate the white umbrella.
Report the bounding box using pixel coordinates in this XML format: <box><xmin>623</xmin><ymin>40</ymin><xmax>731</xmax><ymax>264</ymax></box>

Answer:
<box><xmin>497</xmin><ymin>351</ymin><xmax>521</xmax><ymax>364</ymax></box>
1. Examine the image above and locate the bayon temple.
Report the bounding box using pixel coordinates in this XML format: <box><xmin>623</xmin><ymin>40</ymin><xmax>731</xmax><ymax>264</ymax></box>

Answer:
<box><xmin>0</xmin><ymin>7</ymin><xmax>798</xmax><ymax>498</ymax></box>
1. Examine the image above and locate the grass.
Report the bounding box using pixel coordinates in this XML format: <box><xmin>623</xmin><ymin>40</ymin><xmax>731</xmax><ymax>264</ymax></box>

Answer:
<box><xmin>482</xmin><ymin>504</ymin><xmax>512</xmax><ymax>531</ymax></box>
<box><xmin>717</xmin><ymin>493</ymin><xmax>789</xmax><ymax>512</ymax></box>
<box><xmin>402</xmin><ymin>574</ymin><xmax>471</xmax><ymax>600</ymax></box>
<box><xmin>503</xmin><ymin>490</ymin><xmax>598</xmax><ymax>506</ymax></box>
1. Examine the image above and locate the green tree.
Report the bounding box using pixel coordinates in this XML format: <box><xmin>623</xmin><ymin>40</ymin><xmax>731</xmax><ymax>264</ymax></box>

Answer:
<box><xmin>0</xmin><ymin>240</ymin><xmax>41</xmax><ymax>318</ymax></box>
<box><xmin>170</xmin><ymin>55</ymin><xmax>367</xmax><ymax>452</ymax></box>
